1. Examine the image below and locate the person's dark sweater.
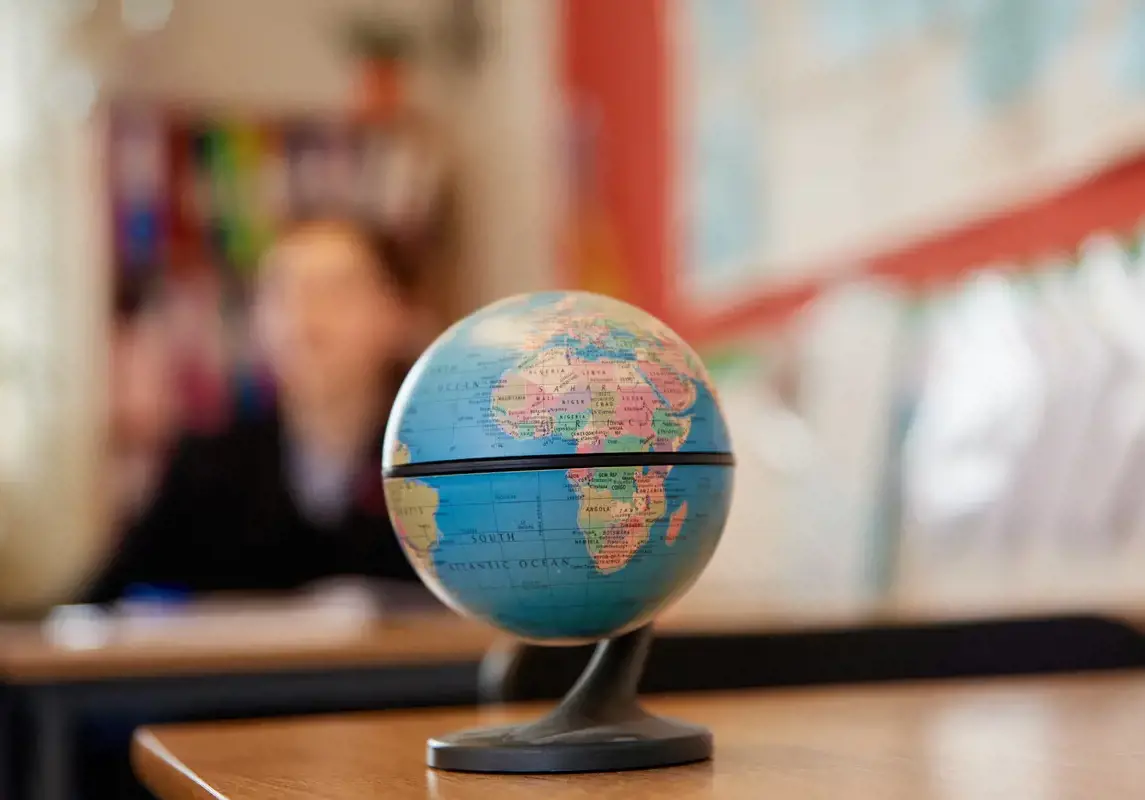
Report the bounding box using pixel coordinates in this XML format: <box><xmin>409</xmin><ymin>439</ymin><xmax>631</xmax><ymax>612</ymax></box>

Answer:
<box><xmin>84</xmin><ymin>410</ymin><xmax>418</xmax><ymax>602</ymax></box>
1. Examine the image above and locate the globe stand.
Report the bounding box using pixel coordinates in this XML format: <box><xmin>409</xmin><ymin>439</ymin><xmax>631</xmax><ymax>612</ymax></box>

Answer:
<box><xmin>428</xmin><ymin>625</ymin><xmax>712</xmax><ymax>773</ymax></box>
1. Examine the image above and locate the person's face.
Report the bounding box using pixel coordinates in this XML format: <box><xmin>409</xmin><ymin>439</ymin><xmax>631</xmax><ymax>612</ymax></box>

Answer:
<box><xmin>110</xmin><ymin>312</ymin><xmax>176</xmax><ymax>453</ymax></box>
<box><xmin>255</xmin><ymin>226</ymin><xmax>405</xmax><ymax>404</ymax></box>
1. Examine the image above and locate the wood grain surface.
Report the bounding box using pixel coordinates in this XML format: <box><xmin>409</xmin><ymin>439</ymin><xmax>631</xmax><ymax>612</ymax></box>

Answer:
<box><xmin>134</xmin><ymin>672</ymin><xmax>1145</xmax><ymax>799</ymax></box>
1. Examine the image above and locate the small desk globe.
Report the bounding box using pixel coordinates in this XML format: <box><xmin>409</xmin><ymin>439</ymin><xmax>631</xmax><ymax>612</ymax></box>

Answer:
<box><xmin>382</xmin><ymin>291</ymin><xmax>734</xmax><ymax>773</ymax></box>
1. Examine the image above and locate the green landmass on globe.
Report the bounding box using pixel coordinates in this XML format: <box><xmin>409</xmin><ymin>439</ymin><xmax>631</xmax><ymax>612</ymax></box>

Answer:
<box><xmin>383</xmin><ymin>292</ymin><xmax>733</xmax><ymax>641</ymax></box>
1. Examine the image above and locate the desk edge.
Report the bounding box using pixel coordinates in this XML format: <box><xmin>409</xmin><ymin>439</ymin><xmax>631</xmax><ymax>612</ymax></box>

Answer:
<box><xmin>132</xmin><ymin>729</ymin><xmax>228</xmax><ymax>800</ymax></box>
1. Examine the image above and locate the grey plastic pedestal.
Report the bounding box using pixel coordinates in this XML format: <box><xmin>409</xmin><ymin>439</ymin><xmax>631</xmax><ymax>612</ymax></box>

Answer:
<box><xmin>427</xmin><ymin>625</ymin><xmax>712</xmax><ymax>773</ymax></box>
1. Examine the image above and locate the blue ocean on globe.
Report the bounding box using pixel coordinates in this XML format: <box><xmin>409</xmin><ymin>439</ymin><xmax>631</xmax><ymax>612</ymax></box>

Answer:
<box><xmin>383</xmin><ymin>292</ymin><xmax>734</xmax><ymax>641</ymax></box>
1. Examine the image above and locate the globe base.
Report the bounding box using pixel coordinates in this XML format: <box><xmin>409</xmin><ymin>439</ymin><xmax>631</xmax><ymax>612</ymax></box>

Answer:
<box><xmin>427</xmin><ymin>711</ymin><xmax>711</xmax><ymax>773</ymax></box>
<box><xmin>427</xmin><ymin>625</ymin><xmax>713</xmax><ymax>773</ymax></box>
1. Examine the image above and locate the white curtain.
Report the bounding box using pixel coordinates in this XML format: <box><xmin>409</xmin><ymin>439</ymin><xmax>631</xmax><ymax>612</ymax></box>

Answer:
<box><xmin>0</xmin><ymin>0</ymin><xmax>107</xmax><ymax>612</ymax></box>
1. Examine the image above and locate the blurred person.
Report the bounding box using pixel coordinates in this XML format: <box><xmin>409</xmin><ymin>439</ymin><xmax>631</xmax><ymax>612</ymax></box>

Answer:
<box><xmin>104</xmin><ymin>278</ymin><xmax>179</xmax><ymax>542</ymax></box>
<box><xmin>84</xmin><ymin>218</ymin><xmax>431</xmax><ymax>602</ymax></box>
<box><xmin>163</xmin><ymin>268</ymin><xmax>231</xmax><ymax>434</ymax></box>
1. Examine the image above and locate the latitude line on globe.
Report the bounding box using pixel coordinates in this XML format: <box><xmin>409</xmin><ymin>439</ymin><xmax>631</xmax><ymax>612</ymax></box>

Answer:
<box><xmin>383</xmin><ymin>451</ymin><xmax>735</xmax><ymax>479</ymax></box>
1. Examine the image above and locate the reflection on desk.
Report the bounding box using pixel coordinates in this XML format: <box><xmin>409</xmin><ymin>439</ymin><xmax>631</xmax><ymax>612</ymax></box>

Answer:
<box><xmin>135</xmin><ymin>672</ymin><xmax>1145</xmax><ymax>800</ymax></box>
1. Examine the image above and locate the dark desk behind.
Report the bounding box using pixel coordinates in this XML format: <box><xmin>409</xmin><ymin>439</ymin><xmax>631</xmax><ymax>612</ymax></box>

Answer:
<box><xmin>0</xmin><ymin>602</ymin><xmax>499</xmax><ymax>800</ymax></box>
<box><xmin>0</xmin><ymin>609</ymin><xmax>498</xmax><ymax>683</ymax></box>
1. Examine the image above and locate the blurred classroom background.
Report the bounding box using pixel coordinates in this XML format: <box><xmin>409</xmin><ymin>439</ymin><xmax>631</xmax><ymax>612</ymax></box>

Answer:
<box><xmin>9</xmin><ymin>0</ymin><xmax>1145</xmax><ymax>798</ymax></box>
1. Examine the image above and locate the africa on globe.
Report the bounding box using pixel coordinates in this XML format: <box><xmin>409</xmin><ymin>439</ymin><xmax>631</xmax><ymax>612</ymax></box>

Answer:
<box><xmin>382</xmin><ymin>291</ymin><xmax>734</xmax><ymax>642</ymax></box>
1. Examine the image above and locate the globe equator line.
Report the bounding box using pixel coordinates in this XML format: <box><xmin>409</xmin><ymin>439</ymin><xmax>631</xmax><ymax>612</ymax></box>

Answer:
<box><xmin>382</xmin><ymin>451</ymin><xmax>735</xmax><ymax>479</ymax></box>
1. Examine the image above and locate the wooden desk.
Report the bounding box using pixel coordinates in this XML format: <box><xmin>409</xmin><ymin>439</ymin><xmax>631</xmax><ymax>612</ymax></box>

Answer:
<box><xmin>135</xmin><ymin>672</ymin><xmax>1145</xmax><ymax>799</ymax></box>
<box><xmin>0</xmin><ymin>611</ymin><xmax>498</xmax><ymax>683</ymax></box>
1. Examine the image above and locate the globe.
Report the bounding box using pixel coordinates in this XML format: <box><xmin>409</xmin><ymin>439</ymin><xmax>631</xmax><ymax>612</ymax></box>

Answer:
<box><xmin>382</xmin><ymin>291</ymin><xmax>734</xmax><ymax>642</ymax></box>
